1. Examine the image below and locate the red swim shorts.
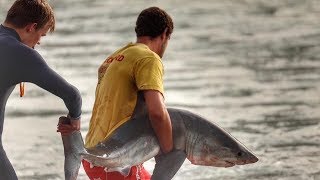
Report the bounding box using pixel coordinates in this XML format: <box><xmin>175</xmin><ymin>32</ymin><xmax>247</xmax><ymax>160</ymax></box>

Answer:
<box><xmin>82</xmin><ymin>159</ymin><xmax>151</xmax><ymax>180</ymax></box>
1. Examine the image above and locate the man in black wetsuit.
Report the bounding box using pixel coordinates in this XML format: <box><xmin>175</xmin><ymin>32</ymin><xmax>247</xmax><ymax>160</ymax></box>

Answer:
<box><xmin>0</xmin><ymin>0</ymin><xmax>82</xmax><ymax>179</ymax></box>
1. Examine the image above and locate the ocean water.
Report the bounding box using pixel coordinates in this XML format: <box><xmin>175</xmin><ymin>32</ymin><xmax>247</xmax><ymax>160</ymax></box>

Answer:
<box><xmin>0</xmin><ymin>0</ymin><xmax>319</xmax><ymax>179</ymax></box>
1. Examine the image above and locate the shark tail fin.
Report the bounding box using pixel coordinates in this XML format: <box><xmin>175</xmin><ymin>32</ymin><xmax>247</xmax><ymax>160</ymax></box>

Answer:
<box><xmin>59</xmin><ymin>116</ymin><xmax>85</xmax><ymax>180</ymax></box>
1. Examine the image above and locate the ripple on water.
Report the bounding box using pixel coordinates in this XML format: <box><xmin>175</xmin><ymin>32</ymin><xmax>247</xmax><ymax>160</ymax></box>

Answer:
<box><xmin>1</xmin><ymin>0</ymin><xmax>320</xmax><ymax>179</ymax></box>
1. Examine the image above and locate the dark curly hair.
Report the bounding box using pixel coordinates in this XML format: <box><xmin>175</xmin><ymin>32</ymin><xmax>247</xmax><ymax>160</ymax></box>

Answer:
<box><xmin>135</xmin><ymin>7</ymin><xmax>174</xmax><ymax>38</ymax></box>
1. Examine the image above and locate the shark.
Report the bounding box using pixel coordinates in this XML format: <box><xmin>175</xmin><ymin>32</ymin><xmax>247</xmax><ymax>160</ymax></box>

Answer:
<box><xmin>60</xmin><ymin>93</ymin><xmax>258</xmax><ymax>180</ymax></box>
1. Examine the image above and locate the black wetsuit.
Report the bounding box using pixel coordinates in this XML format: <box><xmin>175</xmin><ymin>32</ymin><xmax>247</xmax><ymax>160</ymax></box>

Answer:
<box><xmin>0</xmin><ymin>24</ymin><xmax>82</xmax><ymax>179</ymax></box>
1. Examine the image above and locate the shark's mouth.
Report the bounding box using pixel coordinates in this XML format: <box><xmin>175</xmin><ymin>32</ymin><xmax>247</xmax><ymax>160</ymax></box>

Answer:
<box><xmin>224</xmin><ymin>161</ymin><xmax>235</xmax><ymax>167</ymax></box>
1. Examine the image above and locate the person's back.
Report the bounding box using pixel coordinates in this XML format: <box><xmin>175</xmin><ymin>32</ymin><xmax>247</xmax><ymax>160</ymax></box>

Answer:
<box><xmin>85</xmin><ymin>42</ymin><xmax>163</xmax><ymax>147</ymax></box>
<box><xmin>0</xmin><ymin>25</ymin><xmax>22</xmax><ymax>90</ymax></box>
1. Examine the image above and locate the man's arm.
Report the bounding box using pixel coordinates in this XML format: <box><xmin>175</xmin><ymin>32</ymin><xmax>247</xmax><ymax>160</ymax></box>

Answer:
<box><xmin>143</xmin><ymin>90</ymin><xmax>173</xmax><ymax>154</ymax></box>
<box><xmin>18</xmin><ymin>48</ymin><xmax>82</xmax><ymax>133</ymax></box>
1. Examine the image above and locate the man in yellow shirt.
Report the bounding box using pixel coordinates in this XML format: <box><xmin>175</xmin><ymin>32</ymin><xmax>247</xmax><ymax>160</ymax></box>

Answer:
<box><xmin>83</xmin><ymin>7</ymin><xmax>174</xmax><ymax>180</ymax></box>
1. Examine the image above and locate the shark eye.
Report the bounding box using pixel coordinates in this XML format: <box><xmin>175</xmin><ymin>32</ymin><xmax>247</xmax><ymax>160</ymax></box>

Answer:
<box><xmin>237</xmin><ymin>152</ymin><xmax>242</xmax><ymax>157</ymax></box>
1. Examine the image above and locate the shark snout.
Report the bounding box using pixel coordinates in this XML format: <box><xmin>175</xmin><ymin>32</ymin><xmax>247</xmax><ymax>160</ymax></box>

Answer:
<box><xmin>236</xmin><ymin>155</ymin><xmax>259</xmax><ymax>165</ymax></box>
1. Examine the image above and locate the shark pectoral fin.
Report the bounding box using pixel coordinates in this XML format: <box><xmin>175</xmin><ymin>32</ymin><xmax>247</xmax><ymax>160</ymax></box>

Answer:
<box><xmin>151</xmin><ymin>150</ymin><xmax>186</xmax><ymax>180</ymax></box>
<box><xmin>107</xmin><ymin>166</ymin><xmax>132</xmax><ymax>177</ymax></box>
<box><xmin>119</xmin><ymin>167</ymin><xmax>131</xmax><ymax>177</ymax></box>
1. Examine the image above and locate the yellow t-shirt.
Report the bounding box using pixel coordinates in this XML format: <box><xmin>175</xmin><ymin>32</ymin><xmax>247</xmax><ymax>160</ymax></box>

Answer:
<box><xmin>85</xmin><ymin>43</ymin><xmax>164</xmax><ymax>148</ymax></box>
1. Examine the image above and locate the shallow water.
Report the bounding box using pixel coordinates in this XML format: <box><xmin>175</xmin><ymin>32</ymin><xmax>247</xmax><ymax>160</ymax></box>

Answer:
<box><xmin>0</xmin><ymin>0</ymin><xmax>319</xmax><ymax>179</ymax></box>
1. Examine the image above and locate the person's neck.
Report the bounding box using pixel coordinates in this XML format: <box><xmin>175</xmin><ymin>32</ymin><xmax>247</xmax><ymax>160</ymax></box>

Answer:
<box><xmin>2</xmin><ymin>22</ymin><xmax>24</xmax><ymax>39</ymax></box>
<box><xmin>136</xmin><ymin>36</ymin><xmax>161</xmax><ymax>56</ymax></box>
<box><xmin>3</xmin><ymin>22</ymin><xmax>13</xmax><ymax>28</ymax></box>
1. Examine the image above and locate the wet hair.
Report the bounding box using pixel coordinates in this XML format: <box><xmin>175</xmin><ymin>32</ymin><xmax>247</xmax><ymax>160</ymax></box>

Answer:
<box><xmin>135</xmin><ymin>7</ymin><xmax>174</xmax><ymax>38</ymax></box>
<box><xmin>4</xmin><ymin>0</ymin><xmax>55</xmax><ymax>32</ymax></box>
